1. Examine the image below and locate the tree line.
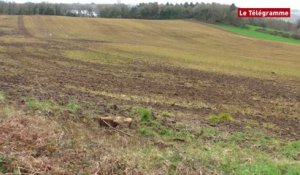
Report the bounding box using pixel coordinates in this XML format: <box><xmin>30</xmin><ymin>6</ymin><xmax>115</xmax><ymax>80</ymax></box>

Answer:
<box><xmin>98</xmin><ymin>3</ymin><xmax>242</xmax><ymax>25</ymax></box>
<box><xmin>0</xmin><ymin>1</ymin><xmax>241</xmax><ymax>25</ymax></box>
<box><xmin>0</xmin><ymin>1</ymin><xmax>299</xmax><ymax>34</ymax></box>
<box><xmin>0</xmin><ymin>2</ymin><xmax>97</xmax><ymax>16</ymax></box>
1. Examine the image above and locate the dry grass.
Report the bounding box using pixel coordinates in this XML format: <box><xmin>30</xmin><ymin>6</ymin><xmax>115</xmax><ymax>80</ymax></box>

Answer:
<box><xmin>0</xmin><ymin>111</ymin><xmax>141</xmax><ymax>174</ymax></box>
<box><xmin>22</xmin><ymin>16</ymin><xmax>300</xmax><ymax>79</ymax></box>
<box><xmin>0</xmin><ymin>114</ymin><xmax>64</xmax><ymax>173</ymax></box>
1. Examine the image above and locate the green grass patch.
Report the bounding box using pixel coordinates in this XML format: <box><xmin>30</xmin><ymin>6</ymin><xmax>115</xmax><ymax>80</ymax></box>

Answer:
<box><xmin>136</xmin><ymin>107</ymin><xmax>153</xmax><ymax>123</ymax></box>
<box><xmin>216</xmin><ymin>24</ymin><xmax>300</xmax><ymax>44</ymax></box>
<box><xmin>121</xmin><ymin>135</ymin><xmax>300</xmax><ymax>175</ymax></box>
<box><xmin>0</xmin><ymin>91</ymin><xmax>5</xmax><ymax>103</ymax></box>
<box><xmin>119</xmin><ymin>121</ymin><xmax>299</xmax><ymax>174</ymax></box>
<box><xmin>0</xmin><ymin>154</ymin><xmax>7</xmax><ymax>173</ymax></box>
<box><xmin>194</xmin><ymin>142</ymin><xmax>300</xmax><ymax>175</ymax></box>
<box><xmin>230</xmin><ymin>158</ymin><xmax>300</xmax><ymax>175</ymax></box>
<box><xmin>230</xmin><ymin>131</ymin><xmax>278</xmax><ymax>145</ymax></box>
<box><xmin>208</xmin><ymin>112</ymin><xmax>233</xmax><ymax>123</ymax></box>
<box><xmin>25</xmin><ymin>98</ymin><xmax>55</xmax><ymax>113</ymax></box>
<box><xmin>139</xmin><ymin>127</ymin><xmax>157</xmax><ymax>137</ymax></box>
<box><xmin>282</xmin><ymin>140</ymin><xmax>300</xmax><ymax>160</ymax></box>
<box><xmin>134</xmin><ymin>107</ymin><xmax>194</xmax><ymax>141</ymax></box>
<box><xmin>24</xmin><ymin>98</ymin><xmax>82</xmax><ymax>115</ymax></box>
<box><xmin>65</xmin><ymin>101</ymin><xmax>81</xmax><ymax>113</ymax></box>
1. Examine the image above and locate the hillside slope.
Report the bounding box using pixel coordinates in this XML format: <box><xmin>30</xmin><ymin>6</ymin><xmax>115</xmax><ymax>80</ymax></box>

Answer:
<box><xmin>19</xmin><ymin>15</ymin><xmax>300</xmax><ymax>79</ymax></box>
<box><xmin>0</xmin><ymin>16</ymin><xmax>299</xmax><ymax>174</ymax></box>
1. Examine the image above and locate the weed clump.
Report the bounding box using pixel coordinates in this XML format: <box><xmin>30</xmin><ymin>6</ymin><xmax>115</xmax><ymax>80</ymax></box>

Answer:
<box><xmin>25</xmin><ymin>98</ymin><xmax>54</xmax><ymax>113</ymax></box>
<box><xmin>136</xmin><ymin>107</ymin><xmax>153</xmax><ymax>123</ymax></box>
<box><xmin>208</xmin><ymin>112</ymin><xmax>233</xmax><ymax>123</ymax></box>
<box><xmin>66</xmin><ymin>101</ymin><xmax>81</xmax><ymax>113</ymax></box>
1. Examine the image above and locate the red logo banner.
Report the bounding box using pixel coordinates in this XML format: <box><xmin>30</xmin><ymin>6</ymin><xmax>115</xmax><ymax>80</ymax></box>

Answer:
<box><xmin>238</xmin><ymin>8</ymin><xmax>291</xmax><ymax>18</ymax></box>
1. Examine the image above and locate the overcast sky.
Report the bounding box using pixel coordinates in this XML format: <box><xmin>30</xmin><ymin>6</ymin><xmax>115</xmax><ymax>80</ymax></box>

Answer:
<box><xmin>6</xmin><ymin>0</ymin><xmax>300</xmax><ymax>9</ymax></box>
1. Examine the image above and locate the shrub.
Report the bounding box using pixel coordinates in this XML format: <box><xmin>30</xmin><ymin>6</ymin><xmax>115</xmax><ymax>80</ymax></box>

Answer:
<box><xmin>136</xmin><ymin>107</ymin><xmax>153</xmax><ymax>123</ymax></box>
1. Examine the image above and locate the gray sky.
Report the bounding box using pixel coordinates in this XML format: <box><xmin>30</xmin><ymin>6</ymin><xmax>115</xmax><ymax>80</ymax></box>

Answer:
<box><xmin>7</xmin><ymin>0</ymin><xmax>300</xmax><ymax>9</ymax></box>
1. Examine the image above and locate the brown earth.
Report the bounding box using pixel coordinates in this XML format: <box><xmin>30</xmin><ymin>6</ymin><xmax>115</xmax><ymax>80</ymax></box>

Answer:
<box><xmin>0</xmin><ymin>16</ymin><xmax>299</xmax><ymax>141</ymax></box>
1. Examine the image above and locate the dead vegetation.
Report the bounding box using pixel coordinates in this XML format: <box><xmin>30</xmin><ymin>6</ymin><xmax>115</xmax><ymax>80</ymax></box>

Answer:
<box><xmin>0</xmin><ymin>112</ymin><xmax>141</xmax><ymax>174</ymax></box>
<box><xmin>0</xmin><ymin>115</ymin><xmax>63</xmax><ymax>174</ymax></box>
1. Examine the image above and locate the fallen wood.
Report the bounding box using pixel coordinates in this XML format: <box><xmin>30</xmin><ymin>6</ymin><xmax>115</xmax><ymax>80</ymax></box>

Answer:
<box><xmin>96</xmin><ymin>116</ymin><xmax>133</xmax><ymax>128</ymax></box>
<box><xmin>101</xmin><ymin>120</ymin><xmax>134</xmax><ymax>137</ymax></box>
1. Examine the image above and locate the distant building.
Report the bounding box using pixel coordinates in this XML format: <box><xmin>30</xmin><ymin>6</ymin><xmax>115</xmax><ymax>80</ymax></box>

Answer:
<box><xmin>68</xmin><ymin>10</ymin><xmax>98</xmax><ymax>17</ymax></box>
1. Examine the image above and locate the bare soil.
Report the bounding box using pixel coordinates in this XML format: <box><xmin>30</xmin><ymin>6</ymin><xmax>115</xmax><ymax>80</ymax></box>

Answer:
<box><xmin>0</xmin><ymin>16</ymin><xmax>299</xmax><ymax>140</ymax></box>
